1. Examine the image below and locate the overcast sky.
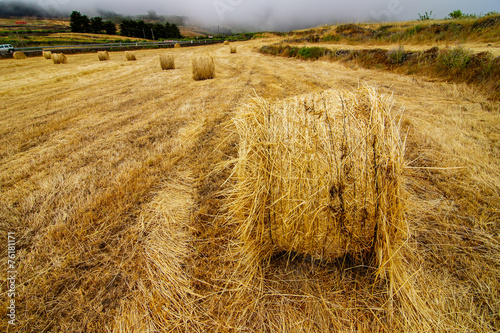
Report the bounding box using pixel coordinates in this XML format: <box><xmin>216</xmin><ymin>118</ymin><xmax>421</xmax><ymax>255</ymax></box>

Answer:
<box><xmin>10</xmin><ymin>0</ymin><xmax>500</xmax><ymax>30</ymax></box>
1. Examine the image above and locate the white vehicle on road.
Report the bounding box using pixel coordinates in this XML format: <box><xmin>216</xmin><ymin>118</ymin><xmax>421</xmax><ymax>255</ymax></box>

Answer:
<box><xmin>0</xmin><ymin>44</ymin><xmax>15</xmax><ymax>53</ymax></box>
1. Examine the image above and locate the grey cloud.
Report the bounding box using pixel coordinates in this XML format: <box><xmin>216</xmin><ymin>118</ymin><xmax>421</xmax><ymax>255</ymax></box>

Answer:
<box><xmin>2</xmin><ymin>0</ymin><xmax>498</xmax><ymax>31</ymax></box>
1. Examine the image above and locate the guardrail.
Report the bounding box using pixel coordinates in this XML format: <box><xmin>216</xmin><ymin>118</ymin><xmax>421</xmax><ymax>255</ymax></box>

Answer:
<box><xmin>1</xmin><ymin>39</ymin><xmax>224</xmax><ymax>58</ymax></box>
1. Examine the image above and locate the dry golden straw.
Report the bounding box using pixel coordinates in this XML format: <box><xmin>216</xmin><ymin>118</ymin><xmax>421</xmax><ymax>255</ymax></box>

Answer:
<box><xmin>230</xmin><ymin>46</ymin><xmax>237</xmax><ymax>54</ymax></box>
<box><xmin>174</xmin><ymin>43</ymin><xmax>181</xmax><ymax>48</ymax></box>
<box><xmin>228</xmin><ymin>86</ymin><xmax>407</xmax><ymax>285</ymax></box>
<box><xmin>125</xmin><ymin>51</ymin><xmax>136</xmax><ymax>61</ymax></box>
<box><xmin>160</xmin><ymin>54</ymin><xmax>175</xmax><ymax>70</ymax></box>
<box><xmin>42</xmin><ymin>51</ymin><xmax>52</xmax><ymax>59</ymax></box>
<box><xmin>224</xmin><ymin>40</ymin><xmax>230</xmax><ymax>45</ymax></box>
<box><xmin>98</xmin><ymin>51</ymin><xmax>110</xmax><ymax>61</ymax></box>
<box><xmin>13</xmin><ymin>51</ymin><xmax>26</xmax><ymax>60</ymax></box>
<box><xmin>192</xmin><ymin>55</ymin><xmax>215</xmax><ymax>81</ymax></box>
<box><xmin>51</xmin><ymin>53</ymin><xmax>67</xmax><ymax>64</ymax></box>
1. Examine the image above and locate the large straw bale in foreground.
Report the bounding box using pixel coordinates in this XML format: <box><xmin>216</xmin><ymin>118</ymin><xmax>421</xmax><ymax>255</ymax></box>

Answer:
<box><xmin>98</xmin><ymin>50</ymin><xmax>110</xmax><ymax>61</ymax></box>
<box><xmin>51</xmin><ymin>53</ymin><xmax>67</xmax><ymax>64</ymax></box>
<box><xmin>125</xmin><ymin>51</ymin><xmax>136</xmax><ymax>61</ymax></box>
<box><xmin>229</xmin><ymin>87</ymin><xmax>407</xmax><ymax>281</ymax></box>
<box><xmin>160</xmin><ymin>54</ymin><xmax>175</xmax><ymax>70</ymax></box>
<box><xmin>13</xmin><ymin>51</ymin><xmax>26</xmax><ymax>59</ymax></box>
<box><xmin>192</xmin><ymin>55</ymin><xmax>215</xmax><ymax>80</ymax></box>
<box><xmin>43</xmin><ymin>51</ymin><xmax>52</xmax><ymax>59</ymax></box>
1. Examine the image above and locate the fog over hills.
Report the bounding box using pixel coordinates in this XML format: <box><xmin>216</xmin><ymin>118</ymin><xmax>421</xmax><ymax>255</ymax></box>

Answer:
<box><xmin>0</xmin><ymin>0</ymin><xmax>498</xmax><ymax>31</ymax></box>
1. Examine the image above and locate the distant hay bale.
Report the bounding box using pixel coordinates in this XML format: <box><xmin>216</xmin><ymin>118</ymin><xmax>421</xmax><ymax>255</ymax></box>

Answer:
<box><xmin>160</xmin><ymin>54</ymin><xmax>175</xmax><ymax>70</ymax></box>
<box><xmin>13</xmin><ymin>51</ymin><xmax>26</xmax><ymax>60</ymax></box>
<box><xmin>125</xmin><ymin>51</ymin><xmax>136</xmax><ymax>61</ymax></box>
<box><xmin>228</xmin><ymin>86</ymin><xmax>407</xmax><ymax>283</ymax></box>
<box><xmin>192</xmin><ymin>55</ymin><xmax>215</xmax><ymax>80</ymax></box>
<box><xmin>174</xmin><ymin>43</ymin><xmax>181</xmax><ymax>48</ymax></box>
<box><xmin>98</xmin><ymin>51</ymin><xmax>110</xmax><ymax>61</ymax></box>
<box><xmin>51</xmin><ymin>53</ymin><xmax>67</xmax><ymax>64</ymax></box>
<box><xmin>224</xmin><ymin>40</ymin><xmax>230</xmax><ymax>45</ymax></box>
<box><xmin>230</xmin><ymin>46</ymin><xmax>237</xmax><ymax>54</ymax></box>
<box><xmin>42</xmin><ymin>51</ymin><xmax>52</xmax><ymax>59</ymax></box>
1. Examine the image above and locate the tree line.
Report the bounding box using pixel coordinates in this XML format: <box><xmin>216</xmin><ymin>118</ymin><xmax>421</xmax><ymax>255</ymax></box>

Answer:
<box><xmin>69</xmin><ymin>11</ymin><xmax>182</xmax><ymax>40</ymax></box>
<box><xmin>119</xmin><ymin>20</ymin><xmax>182</xmax><ymax>39</ymax></box>
<box><xmin>70</xmin><ymin>11</ymin><xmax>116</xmax><ymax>35</ymax></box>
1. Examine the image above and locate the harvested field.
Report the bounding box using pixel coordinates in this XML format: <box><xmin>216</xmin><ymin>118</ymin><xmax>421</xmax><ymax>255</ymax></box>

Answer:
<box><xmin>0</xmin><ymin>40</ymin><xmax>499</xmax><ymax>332</ymax></box>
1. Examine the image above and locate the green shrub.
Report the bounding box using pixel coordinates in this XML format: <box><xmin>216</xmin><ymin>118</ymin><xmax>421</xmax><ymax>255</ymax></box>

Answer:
<box><xmin>387</xmin><ymin>45</ymin><xmax>405</xmax><ymax>64</ymax></box>
<box><xmin>437</xmin><ymin>46</ymin><xmax>472</xmax><ymax>71</ymax></box>
<box><xmin>297</xmin><ymin>47</ymin><xmax>328</xmax><ymax>60</ymax></box>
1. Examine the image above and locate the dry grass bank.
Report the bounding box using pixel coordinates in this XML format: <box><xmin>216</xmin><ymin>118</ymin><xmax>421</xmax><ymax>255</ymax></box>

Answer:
<box><xmin>0</xmin><ymin>40</ymin><xmax>498</xmax><ymax>332</ymax></box>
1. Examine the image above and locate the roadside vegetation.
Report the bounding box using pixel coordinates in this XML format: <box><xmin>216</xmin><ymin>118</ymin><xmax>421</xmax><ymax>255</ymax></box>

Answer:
<box><xmin>260</xmin><ymin>44</ymin><xmax>500</xmax><ymax>100</ymax></box>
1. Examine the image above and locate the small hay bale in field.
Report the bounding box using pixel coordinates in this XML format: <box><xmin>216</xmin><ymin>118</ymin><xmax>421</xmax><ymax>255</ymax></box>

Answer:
<box><xmin>160</xmin><ymin>54</ymin><xmax>175</xmax><ymax>70</ymax></box>
<box><xmin>224</xmin><ymin>40</ymin><xmax>230</xmax><ymax>45</ymax></box>
<box><xmin>51</xmin><ymin>53</ymin><xmax>67</xmax><ymax>64</ymax></box>
<box><xmin>230</xmin><ymin>46</ymin><xmax>237</xmax><ymax>54</ymax></box>
<box><xmin>98</xmin><ymin>50</ymin><xmax>110</xmax><ymax>61</ymax></box>
<box><xmin>192</xmin><ymin>55</ymin><xmax>215</xmax><ymax>80</ymax></box>
<box><xmin>125</xmin><ymin>51</ymin><xmax>136</xmax><ymax>61</ymax></box>
<box><xmin>42</xmin><ymin>51</ymin><xmax>52</xmax><ymax>59</ymax></box>
<box><xmin>174</xmin><ymin>43</ymin><xmax>181</xmax><ymax>48</ymax></box>
<box><xmin>228</xmin><ymin>86</ymin><xmax>407</xmax><ymax>284</ymax></box>
<box><xmin>13</xmin><ymin>51</ymin><xmax>26</xmax><ymax>60</ymax></box>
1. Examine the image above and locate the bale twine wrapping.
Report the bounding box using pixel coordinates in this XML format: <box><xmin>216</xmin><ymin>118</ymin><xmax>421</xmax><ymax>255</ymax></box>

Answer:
<box><xmin>229</xmin><ymin>86</ymin><xmax>407</xmax><ymax>281</ymax></box>
<box><xmin>13</xmin><ymin>51</ymin><xmax>26</xmax><ymax>60</ymax></box>
<box><xmin>43</xmin><ymin>51</ymin><xmax>52</xmax><ymax>59</ymax></box>
<box><xmin>160</xmin><ymin>54</ymin><xmax>175</xmax><ymax>70</ymax></box>
<box><xmin>51</xmin><ymin>53</ymin><xmax>67</xmax><ymax>64</ymax></box>
<box><xmin>192</xmin><ymin>55</ymin><xmax>215</xmax><ymax>81</ymax></box>
<box><xmin>125</xmin><ymin>51</ymin><xmax>136</xmax><ymax>61</ymax></box>
<box><xmin>174</xmin><ymin>43</ymin><xmax>181</xmax><ymax>48</ymax></box>
<box><xmin>98</xmin><ymin>51</ymin><xmax>110</xmax><ymax>61</ymax></box>
<box><xmin>230</xmin><ymin>46</ymin><xmax>237</xmax><ymax>54</ymax></box>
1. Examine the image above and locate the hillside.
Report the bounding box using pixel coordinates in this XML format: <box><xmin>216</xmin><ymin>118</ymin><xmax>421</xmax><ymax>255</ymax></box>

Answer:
<box><xmin>0</xmin><ymin>17</ymin><xmax>207</xmax><ymax>47</ymax></box>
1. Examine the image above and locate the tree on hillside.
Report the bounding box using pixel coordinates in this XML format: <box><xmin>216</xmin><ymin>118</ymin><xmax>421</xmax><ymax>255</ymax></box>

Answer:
<box><xmin>70</xmin><ymin>11</ymin><xmax>117</xmax><ymax>35</ymax></box>
<box><xmin>103</xmin><ymin>21</ymin><xmax>117</xmax><ymax>35</ymax></box>
<box><xmin>119</xmin><ymin>19</ymin><xmax>182</xmax><ymax>39</ymax></box>
<box><xmin>449</xmin><ymin>10</ymin><xmax>464</xmax><ymax>19</ymax></box>
<box><xmin>90</xmin><ymin>17</ymin><xmax>103</xmax><ymax>34</ymax></box>
<box><xmin>70</xmin><ymin>11</ymin><xmax>90</xmax><ymax>33</ymax></box>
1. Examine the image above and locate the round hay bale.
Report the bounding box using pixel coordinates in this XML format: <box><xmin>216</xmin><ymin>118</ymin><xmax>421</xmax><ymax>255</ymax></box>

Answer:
<box><xmin>125</xmin><ymin>51</ymin><xmax>136</xmax><ymax>61</ymax></box>
<box><xmin>160</xmin><ymin>54</ymin><xmax>175</xmax><ymax>70</ymax></box>
<box><xmin>51</xmin><ymin>53</ymin><xmax>67</xmax><ymax>64</ymax></box>
<box><xmin>192</xmin><ymin>55</ymin><xmax>215</xmax><ymax>81</ymax></box>
<box><xmin>174</xmin><ymin>43</ymin><xmax>181</xmax><ymax>48</ymax></box>
<box><xmin>228</xmin><ymin>86</ymin><xmax>407</xmax><ymax>280</ymax></box>
<box><xmin>98</xmin><ymin>51</ymin><xmax>110</xmax><ymax>61</ymax></box>
<box><xmin>224</xmin><ymin>40</ymin><xmax>230</xmax><ymax>45</ymax></box>
<box><xmin>230</xmin><ymin>46</ymin><xmax>237</xmax><ymax>54</ymax></box>
<box><xmin>42</xmin><ymin>51</ymin><xmax>52</xmax><ymax>59</ymax></box>
<box><xmin>13</xmin><ymin>51</ymin><xmax>26</xmax><ymax>60</ymax></box>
